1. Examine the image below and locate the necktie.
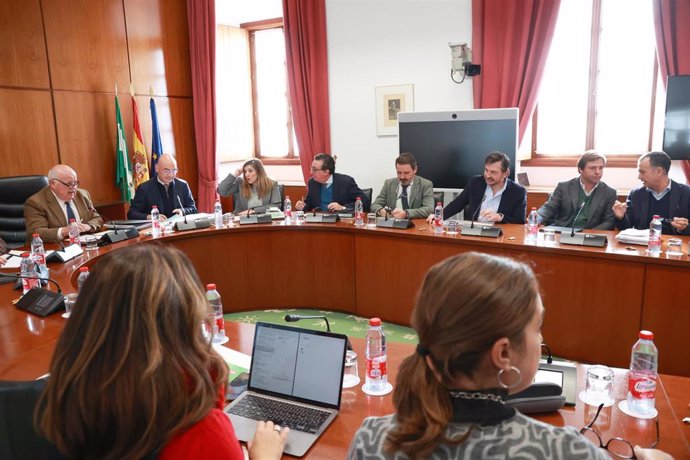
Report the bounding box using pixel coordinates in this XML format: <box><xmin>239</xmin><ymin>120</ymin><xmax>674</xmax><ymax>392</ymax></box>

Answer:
<box><xmin>65</xmin><ymin>201</ymin><xmax>76</xmax><ymax>222</ymax></box>
<box><xmin>401</xmin><ymin>186</ymin><xmax>409</xmax><ymax>210</ymax></box>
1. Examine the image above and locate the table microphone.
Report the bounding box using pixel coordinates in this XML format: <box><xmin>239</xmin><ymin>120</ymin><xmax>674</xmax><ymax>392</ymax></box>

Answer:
<box><xmin>569</xmin><ymin>202</ymin><xmax>586</xmax><ymax>237</ymax></box>
<box><xmin>470</xmin><ymin>196</ymin><xmax>486</xmax><ymax>229</ymax></box>
<box><xmin>284</xmin><ymin>314</ymin><xmax>353</xmax><ymax>350</ymax></box>
<box><xmin>541</xmin><ymin>342</ymin><xmax>553</xmax><ymax>364</ymax></box>
<box><xmin>177</xmin><ymin>195</ymin><xmax>188</xmax><ymax>224</ymax></box>
<box><xmin>0</xmin><ymin>272</ymin><xmax>65</xmax><ymax>316</ymax></box>
<box><xmin>383</xmin><ymin>207</ymin><xmax>392</xmax><ymax>221</ymax></box>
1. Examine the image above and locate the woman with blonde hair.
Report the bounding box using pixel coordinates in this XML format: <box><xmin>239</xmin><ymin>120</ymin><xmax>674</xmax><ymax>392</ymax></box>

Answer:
<box><xmin>348</xmin><ymin>252</ymin><xmax>669</xmax><ymax>460</ymax></box>
<box><xmin>37</xmin><ymin>244</ymin><xmax>288</xmax><ymax>459</ymax></box>
<box><xmin>218</xmin><ymin>159</ymin><xmax>281</xmax><ymax>215</ymax></box>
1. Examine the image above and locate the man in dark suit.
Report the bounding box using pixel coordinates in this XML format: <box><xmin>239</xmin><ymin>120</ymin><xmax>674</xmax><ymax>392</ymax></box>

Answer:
<box><xmin>428</xmin><ymin>152</ymin><xmax>526</xmax><ymax>224</ymax></box>
<box><xmin>24</xmin><ymin>164</ymin><xmax>103</xmax><ymax>242</ymax></box>
<box><xmin>295</xmin><ymin>153</ymin><xmax>366</xmax><ymax>213</ymax></box>
<box><xmin>537</xmin><ymin>151</ymin><xmax>617</xmax><ymax>230</ymax></box>
<box><xmin>613</xmin><ymin>151</ymin><xmax>690</xmax><ymax>235</ymax></box>
<box><xmin>127</xmin><ymin>153</ymin><xmax>197</xmax><ymax>220</ymax></box>
<box><xmin>370</xmin><ymin>153</ymin><xmax>434</xmax><ymax>219</ymax></box>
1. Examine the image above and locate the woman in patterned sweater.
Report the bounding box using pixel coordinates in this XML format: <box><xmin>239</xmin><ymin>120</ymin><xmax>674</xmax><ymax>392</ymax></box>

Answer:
<box><xmin>348</xmin><ymin>252</ymin><xmax>670</xmax><ymax>460</ymax></box>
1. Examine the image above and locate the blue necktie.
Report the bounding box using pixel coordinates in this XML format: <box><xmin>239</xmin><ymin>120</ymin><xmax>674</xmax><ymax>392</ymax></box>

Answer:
<box><xmin>65</xmin><ymin>201</ymin><xmax>76</xmax><ymax>222</ymax></box>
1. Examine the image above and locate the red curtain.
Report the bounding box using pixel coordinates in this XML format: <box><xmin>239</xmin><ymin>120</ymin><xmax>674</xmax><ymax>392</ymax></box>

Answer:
<box><xmin>187</xmin><ymin>0</ymin><xmax>217</xmax><ymax>212</ymax></box>
<box><xmin>472</xmin><ymin>0</ymin><xmax>561</xmax><ymax>144</ymax></box>
<box><xmin>653</xmin><ymin>0</ymin><xmax>690</xmax><ymax>183</ymax></box>
<box><xmin>282</xmin><ymin>0</ymin><xmax>331</xmax><ymax>183</ymax></box>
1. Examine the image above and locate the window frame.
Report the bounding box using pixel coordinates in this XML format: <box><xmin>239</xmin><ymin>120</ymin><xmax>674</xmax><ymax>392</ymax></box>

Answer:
<box><xmin>523</xmin><ymin>0</ymin><xmax>660</xmax><ymax>168</ymax></box>
<box><xmin>241</xmin><ymin>18</ymin><xmax>300</xmax><ymax>166</ymax></box>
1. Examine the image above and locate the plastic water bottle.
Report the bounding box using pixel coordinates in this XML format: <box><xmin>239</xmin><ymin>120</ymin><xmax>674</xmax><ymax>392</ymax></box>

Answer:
<box><xmin>68</xmin><ymin>219</ymin><xmax>80</xmax><ymax>245</ymax></box>
<box><xmin>214</xmin><ymin>200</ymin><xmax>223</xmax><ymax>228</ymax></box>
<box><xmin>20</xmin><ymin>253</ymin><xmax>40</xmax><ymax>294</ymax></box>
<box><xmin>206</xmin><ymin>283</ymin><xmax>227</xmax><ymax>344</ymax></box>
<box><xmin>365</xmin><ymin>317</ymin><xmax>388</xmax><ymax>392</ymax></box>
<box><xmin>151</xmin><ymin>205</ymin><xmax>161</xmax><ymax>238</ymax></box>
<box><xmin>30</xmin><ymin>233</ymin><xmax>47</xmax><ymax>274</ymax></box>
<box><xmin>527</xmin><ymin>207</ymin><xmax>539</xmax><ymax>241</ymax></box>
<box><xmin>434</xmin><ymin>202</ymin><xmax>444</xmax><ymax>233</ymax></box>
<box><xmin>627</xmin><ymin>330</ymin><xmax>658</xmax><ymax>416</ymax></box>
<box><xmin>284</xmin><ymin>196</ymin><xmax>292</xmax><ymax>225</ymax></box>
<box><xmin>648</xmin><ymin>215</ymin><xmax>662</xmax><ymax>254</ymax></box>
<box><xmin>354</xmin><ymin>197</ymin><xmax>364</xmax><ymax>227</ymax></box>
<box><xmin>77</xmin><ymin>266</ymin><xmax>90</xmax><ymax>291</ymax></box>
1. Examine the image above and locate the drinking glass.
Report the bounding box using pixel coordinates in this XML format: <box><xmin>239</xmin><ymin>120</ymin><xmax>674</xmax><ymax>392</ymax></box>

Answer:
<box><xmin>342</xmin><ymin>350</ymin><xmax>360</xmax><ymax>388</ymax></box>
<box><xmin>583</xmin><ymin>365</ymin><xmax>614</xmax><ymax>406</ymax></box>
<box><xmin>62</xmin><ymin>293</ymin><xmax>78</xmax><ymax>319</ymax></box>
<box><xmin>666</xmin><ymin>238</ymin><xmax>683</xmax><ymax>258</ymax></box>
<box><xmin>367</xmin><ymin>213</ymin><xmax>377</xmax><ymax>227</ymax></box>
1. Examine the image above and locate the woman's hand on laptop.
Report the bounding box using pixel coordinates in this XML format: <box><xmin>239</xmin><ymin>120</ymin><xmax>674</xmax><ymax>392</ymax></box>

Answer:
<box><xmin>248</xmin><ymin>420</ymin><xmax>290</xmax><ymax>459</ymax></box>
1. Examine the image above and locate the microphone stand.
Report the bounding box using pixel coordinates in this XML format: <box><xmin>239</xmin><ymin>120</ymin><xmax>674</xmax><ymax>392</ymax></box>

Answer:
<box><xmin>284</xmin><ymin>314</ymin><xmax>353</xmax><ymax>350</ymax></box>
<box><xmin>0</xmin><ymin>272</ymin><xmax>65</xmax><ymax>317</ymax></box>
<box><xmin>462</xmin><ymin>196</ymin><xmax>500</xmax><ymax>237</ymax></box>
<box><xmin>559</xmin><ymin>202</ymin><xmax>607</xmax><ymax>247</ymax></box>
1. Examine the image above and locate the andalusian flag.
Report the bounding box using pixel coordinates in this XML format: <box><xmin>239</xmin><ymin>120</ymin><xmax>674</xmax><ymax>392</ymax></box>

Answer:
<box><xmin>150</xmin><ymin>97</ymin><xmax>163</xmax><ymax>178</ymax></box>
<box><xmin>131</xmin><ymin>98</ymin><xmax>150</xmax><ymax>189</ymax></box>
<box><xmin>115</xmin><ymin>96</ymin><xmax>134</xmax><ymax>201</ymax></box>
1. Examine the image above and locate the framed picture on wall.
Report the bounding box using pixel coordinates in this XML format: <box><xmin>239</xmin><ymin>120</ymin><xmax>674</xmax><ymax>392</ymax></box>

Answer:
<box><xmin>375</xmin><ymin>84</ymin><xmax>414</xmax><ymax>136</ymax></box>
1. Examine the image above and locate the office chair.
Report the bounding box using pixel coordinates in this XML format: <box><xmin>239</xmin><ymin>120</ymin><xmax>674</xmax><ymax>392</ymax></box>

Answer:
<box><xmin>0</xmin><ymin>379</ymin><xmax>63</xmax><ymax>459</ymax></box>
<box><xmin>432</xmin><ymin>190</ymin><xmax>445</xmax><ymax>207</ymax></box>
<box><xmin>0</xmin><ymin>175</ymin><xmax>49</xmax><ymax>249</ymax></box>
<box><xmin>361</xmin><ymin>188</ymin><xmax>373</xmax><ymax>212</ymax></box>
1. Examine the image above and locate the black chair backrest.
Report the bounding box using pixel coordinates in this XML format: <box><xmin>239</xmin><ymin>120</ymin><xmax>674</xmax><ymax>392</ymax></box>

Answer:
<box><xmin>361</xmin><ymin>188</ymin><xmax>373</xmax><ymax>212</ymax></box>
<box><xmin>0</xmin><ymin>175</ymin><xmax>49</xmax><ymax>248</ymax></box>
<box><xmin>278</xmin><ymin>184</ymin><xmax>285</xmax><ymax>210</ymax></box>
<box><xmin>0</xmin><ymin>379</ymin><xmax>63</xmax><ymax>459</ymax></box>
<box><xmin>432</xmin><ymin>190</ymin><xmax>444</xmax><ymax>207</ymax></box>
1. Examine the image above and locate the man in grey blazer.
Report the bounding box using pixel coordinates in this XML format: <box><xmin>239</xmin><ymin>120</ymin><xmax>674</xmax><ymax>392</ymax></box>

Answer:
<box><xmin>371</xmin><ymin>153</ymin><xmax>435</xmax><ymax>219</ymax></box>
<box><xmin>537</xmin><ymin>151</ymin><xmax>617</xmax><ymax>230</ymax></box>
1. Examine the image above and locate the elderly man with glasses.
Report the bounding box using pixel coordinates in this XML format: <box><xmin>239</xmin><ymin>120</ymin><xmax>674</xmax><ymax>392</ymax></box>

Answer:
<box><xmin>127</xmin><ymin>153</ymin><xmax>197</xmax><ymax>220</ymax></box>
<box><xmin>24</xmin><ymin>164</ymin><xmax>104</xmax><ymax>242</ymax></box>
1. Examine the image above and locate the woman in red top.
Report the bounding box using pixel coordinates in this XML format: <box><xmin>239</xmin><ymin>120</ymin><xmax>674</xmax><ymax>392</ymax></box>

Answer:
<box><xmin>37</xmin><ymin>244</ymin><xmax>288</xmax><ymax>459</ymax></box>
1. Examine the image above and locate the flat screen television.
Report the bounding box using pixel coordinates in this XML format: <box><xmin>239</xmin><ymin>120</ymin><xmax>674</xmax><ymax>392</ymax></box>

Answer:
<box><xmin>398</xmin><ymin>108</ymin><xmax>519</xmax><ymax>190</ymax></box>
<box><xmin>662</xmin><ymin>75</ymin><xmax>690</xmax><ymax>160</ymax></box>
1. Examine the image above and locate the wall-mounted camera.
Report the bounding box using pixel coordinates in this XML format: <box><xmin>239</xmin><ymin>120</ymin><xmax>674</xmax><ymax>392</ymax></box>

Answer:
<box><xmin>448</xmin><ymin>42</ymin><xmax>481</xmax><ymax>84</ymax></box>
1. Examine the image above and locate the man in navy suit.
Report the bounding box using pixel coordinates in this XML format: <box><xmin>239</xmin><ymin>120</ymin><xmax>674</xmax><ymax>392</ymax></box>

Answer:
<box><xmin>428</xmin><ymin>151</ymin><xmax>526</xmax><ymax>224</ymax></box>
<box><xmin>127</xmin><ymin>154</ymin><xmax>197</xmax><ymax>220</ymax></box>
<box><xmin>613</xmin><ymin>151</ymin><xmax>690</xmax><ymax>235</ymax></box>
<box><xmin>295</xmin><ymin>153</ymin><xmax>366</xmax><ymax>213</ymax></box>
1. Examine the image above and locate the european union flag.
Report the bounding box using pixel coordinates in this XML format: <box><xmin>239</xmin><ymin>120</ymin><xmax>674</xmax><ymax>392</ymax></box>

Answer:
<box><xmin>150</xmin><ymin>97</ymin><xmax>163</xmax><ymax>178</ymax></box>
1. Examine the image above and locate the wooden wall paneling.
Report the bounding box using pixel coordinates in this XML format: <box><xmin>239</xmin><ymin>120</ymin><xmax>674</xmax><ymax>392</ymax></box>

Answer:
<box><xmin>124</xmin><ymin>0</ymin><xmax>192</xmax><ymax>97</ymax></box>
<box><xmin>41</xmin><ymin>0</ymin><xmax>129</xmax><ymax>92</ymax></box>
<box><xmin>0</xmin><ymin>88</ymin><xmax>58</xmax><ymax>177</ymax></box>
<box><xmin>134</xmin><ymin>95</ymin><xmax>197</xmax><ymax>198</ymax></box>
<box><xmin>284</xmin><ymin>185</ymin><xmax>306</xmax><ymax>202</ymax></box>
<box><xmin>641</xmin><ymin>265</ymin><xmax>690</xmax><ymax>376</ymax></box>
<box><xmin>53</xmin><ymin>91</ymin><xmax>132</xmax><ymax>204</ymax></box>
<box><xmin>0</xmin><ymin>0</ymin><xmax>50</xmax><ymax>88</ymax></box>
<box><xmin>527</xmin><ymin>191</ymin><xmax>549</xmax><ymax>213</ymax></box>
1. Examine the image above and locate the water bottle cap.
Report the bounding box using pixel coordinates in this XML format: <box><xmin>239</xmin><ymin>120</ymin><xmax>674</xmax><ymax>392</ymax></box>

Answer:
<box><xmin>32</xmin><ymin>233</ymin><xmax>39</xmax><ymax>238</ymax></box>
<box><xmin>652</xmin><ymin>215</ymin><xmax>660</xmax><ymax>218</ymax></box>
<box><xmin>206</xmin><ymin>283</ymin><xmax>216</xmax><ymax>290</ymax></box>
<box><xmin>356</xmin><ymin>197</ymin><xmax>361</xmax><ymax>200</ymax></box>
<box><xmin>69</xmin><ymin>218</ymin><xmax>76</xmax><ymax>223</ymax></box>
<box><xmin>369</xmin><ymin>317</ymin><xmax>381</xmax><ymax>326</ymax></box>
<box><xmin>531</xmin><ymin>207</ymin><xmax>537</xmax><ymax>210</ymax></box>
<box><xmin>152</xmin><ymin>205</ymin><xmax>158</xmax><ymax>209</ymax></box>
<box><xmin>21</xmin><ymin>252</ymin><xmax>30</xmax><ymax>258</ymax></box>
<box><xmin>639</xmin><ymin>330</ymin><xmax>654</xmax><ymax>340</ymax></box>
<box><xmin>436</xmin><ymin>202</ymin><xmax>442</xmax><ymax>206</ymax></box>
<box><xmin>79</xmin><ymin>267</ymin><xmax>89</xmax><ymax>273</ymax></box>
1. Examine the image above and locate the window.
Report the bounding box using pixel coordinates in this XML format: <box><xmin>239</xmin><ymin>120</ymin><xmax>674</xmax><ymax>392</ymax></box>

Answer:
<box><xmin>246</xmin><ymin>20</ymin><xmax>299</xmax><ymax>163</ymax></box>
<box><xmin>215</xmin><ymin>19</ymin><xmax>299</xmax><ymax>164</ymax></box>
<box><xmin>527</xmin><ymin>0</ymin><xmax>666</xmax><ymax>165</ymax></box>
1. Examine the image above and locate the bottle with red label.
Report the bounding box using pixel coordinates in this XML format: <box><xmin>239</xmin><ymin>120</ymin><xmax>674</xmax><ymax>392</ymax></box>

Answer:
<box><xmin>365</xmin><ymin>317</ymin><xmax>387</xmax><ymax>392</ymax></box>
<box><xmin>205</xmin><ymin>283</ymin><xmax>228</xmax><ymax>344</ymax></box>
<box><xmin>627</xmin><ymin>330</ymin><xmax>658</xmax><ymax>415</ymax></box>
<box><xmin>68</xmin><ymin>218</ymin><xmax>80</xmax><ymax>245</ymax></box>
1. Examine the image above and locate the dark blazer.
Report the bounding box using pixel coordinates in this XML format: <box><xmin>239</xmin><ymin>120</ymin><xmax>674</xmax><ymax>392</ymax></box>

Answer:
<box><xmin>303</xmin><ymin>173</ymin><xmax>367</xmax><ymax>212</ymax></box>
<box><xmin>24</xmin><ymin>186</ymin><xmax>103</xmax><ymax>242</ymax></box>
<box><xmin>128</xmin><ymin>178</ymin><xmax>197</xmax><ymax>220</ymax></box>
<box><xmin>443</xmin><ymin>176</ymin><xmax>527</xmax><ymax>224</ymax></box>
<box><xmin>616</xmin><ymin>180</ymin><xmax>690</xmax><ymax>235</ymax></box>
<box><xmin>537</xmin><ymin>178</ymin><xmax>617</xmax><ymax>230</ymax></box>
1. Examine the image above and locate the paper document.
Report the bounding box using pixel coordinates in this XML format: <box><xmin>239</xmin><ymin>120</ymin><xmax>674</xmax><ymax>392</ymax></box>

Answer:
<box><xmin>1</xmin><ymin>255</ymin><xmax>22</xmax><ymax>269</ymax></box>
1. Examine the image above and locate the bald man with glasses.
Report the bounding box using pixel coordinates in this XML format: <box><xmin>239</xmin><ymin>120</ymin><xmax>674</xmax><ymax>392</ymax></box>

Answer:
<box><xmin>24</xmin><ymin>164</ymin><xmax>104</xmax><ymax>242</ymax></box>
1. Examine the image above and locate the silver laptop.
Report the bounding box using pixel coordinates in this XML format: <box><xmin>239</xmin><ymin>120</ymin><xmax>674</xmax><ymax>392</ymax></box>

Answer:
<box><xmin>225</xmin><ymin>322</ymin><xmax>347</xmax><ymax>457</ymax></box>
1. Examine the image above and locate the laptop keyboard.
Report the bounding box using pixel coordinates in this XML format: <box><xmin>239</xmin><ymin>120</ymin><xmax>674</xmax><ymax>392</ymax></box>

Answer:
<box><xmin>228</xmin><ymin>394</ymin><xmax>331</xmax><ymax>434</ymax></box>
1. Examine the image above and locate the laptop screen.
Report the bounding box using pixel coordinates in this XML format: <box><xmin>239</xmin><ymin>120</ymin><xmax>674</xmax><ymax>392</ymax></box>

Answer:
<box><xmin>248</xmin><ymin>322</ymin><xmax>347</xmax><ymax>409</ymax></box>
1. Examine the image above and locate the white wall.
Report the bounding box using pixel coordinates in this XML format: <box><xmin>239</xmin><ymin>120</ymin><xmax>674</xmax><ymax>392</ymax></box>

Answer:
<box><xmin>326</xmin><ymin>0</ymin><xmax>474</xmax><ymax>194</ymax></box>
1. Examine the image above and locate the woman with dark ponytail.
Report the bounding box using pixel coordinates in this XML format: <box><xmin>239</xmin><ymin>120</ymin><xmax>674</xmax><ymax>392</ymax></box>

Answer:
<box><xmin>347</xmin><ymin>252</ymin><xmax>669</xmax><ymax>460</ymax></box>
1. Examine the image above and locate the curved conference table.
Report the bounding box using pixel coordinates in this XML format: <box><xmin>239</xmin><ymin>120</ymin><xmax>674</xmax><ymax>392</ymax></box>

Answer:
<box><xmin>1</xmin><ymin>219</ymin><xmax>690</xmax><ymax>378</ymax></box>
<box><xmin>1</xmin><ymin>220</ymin><xmax>690</xmax><ymax>458</ymax></box>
